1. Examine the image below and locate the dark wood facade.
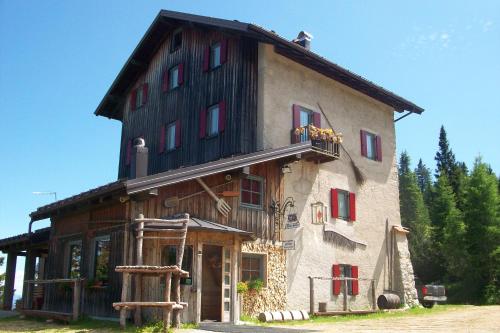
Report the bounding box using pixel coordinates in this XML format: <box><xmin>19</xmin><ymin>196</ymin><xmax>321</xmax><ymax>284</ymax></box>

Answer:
<box><xmin>41</xmin><ymin>161</ymin><xmax>282</xmax><ymax>318</ymax></box>
<box><xmin>118</xmin><ymin>25</ymin><xmax>259</xmax><ymax>179</ymax></box>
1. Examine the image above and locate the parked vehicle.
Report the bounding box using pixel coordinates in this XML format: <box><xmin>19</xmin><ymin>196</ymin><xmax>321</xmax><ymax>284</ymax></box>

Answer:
<box><xmin>414</xmin><ymin>276</ymin><xmax>447</xmax><ymax>308</ymax></box>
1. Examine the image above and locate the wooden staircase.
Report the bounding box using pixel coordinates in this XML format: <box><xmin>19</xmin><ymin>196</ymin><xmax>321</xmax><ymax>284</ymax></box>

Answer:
<box><xmin>113</xmin><ymin>213</ymin><xmax>189</xmax><ymax>331</ymax></box>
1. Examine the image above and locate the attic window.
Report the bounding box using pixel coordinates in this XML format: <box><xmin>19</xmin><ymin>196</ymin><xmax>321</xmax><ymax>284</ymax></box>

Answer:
<box><xmin>171</xmin><ymin>29</ymin><xmax>182</xmax><ymax>52</ymax></box>
<box><xmin>211</xmin><ymin>42</ymin><xmax>222</xmax><ymax>69</ymax></box>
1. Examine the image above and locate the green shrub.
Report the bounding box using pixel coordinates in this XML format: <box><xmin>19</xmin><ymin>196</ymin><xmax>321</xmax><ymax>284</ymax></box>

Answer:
<box><xmin>248</xmin><ymin>278</ymin><xmax>264</xmax><ymax>293</ymax></box>
<box><xmin>237</xmin><ymin>281</ymin><xmax>248</xmax><ymax>294</ymax></box>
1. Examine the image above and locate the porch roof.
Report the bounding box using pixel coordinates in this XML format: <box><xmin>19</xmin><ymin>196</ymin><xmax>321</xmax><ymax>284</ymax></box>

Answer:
<box><xmin>187</xmin><ymin>217</ymin><xmax>255</xmax><ymax>240</ymax></box>
<box><xmin>0</xmin><ymin>227</ymin><xmax>50</xmax><ymax>253</ymax></box>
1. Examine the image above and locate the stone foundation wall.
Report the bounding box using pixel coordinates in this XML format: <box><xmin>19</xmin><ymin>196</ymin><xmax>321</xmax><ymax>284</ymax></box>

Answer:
<box><xmin>240</xmin><ymin>241</ymin><xmax>287</xmax><ymax>317</ymax></box>
<box><xmin>394</xmin><ymin>233</ymin><xmax>419</xmax><ymax>307</ymax></box>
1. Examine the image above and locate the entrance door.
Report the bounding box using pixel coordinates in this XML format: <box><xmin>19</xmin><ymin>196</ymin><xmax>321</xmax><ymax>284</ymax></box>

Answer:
<box><xmin>201</xmin><ymin>245</ymin><xmax>222</xmax><ymax>321</ymax></box>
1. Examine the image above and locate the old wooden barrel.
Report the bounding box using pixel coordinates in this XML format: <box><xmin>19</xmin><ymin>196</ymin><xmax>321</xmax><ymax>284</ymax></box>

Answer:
<box><xmin>377</xmin><ymin>293</ymin><xmax>401</xmax><ymax>309</ymax></box>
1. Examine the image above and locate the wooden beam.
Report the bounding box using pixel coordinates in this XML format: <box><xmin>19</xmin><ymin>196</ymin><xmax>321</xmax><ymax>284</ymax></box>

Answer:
<box><xmin>2</xmin><ymin>252</ymin><xmax>17</xmax><ymax>310</ymax></box>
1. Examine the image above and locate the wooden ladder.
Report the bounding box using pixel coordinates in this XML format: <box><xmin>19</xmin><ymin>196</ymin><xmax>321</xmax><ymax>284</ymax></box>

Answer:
<box><xmin>113</xmin><ymin>213</ymin><xmax>189</xmax><ymax>331</ymax></box>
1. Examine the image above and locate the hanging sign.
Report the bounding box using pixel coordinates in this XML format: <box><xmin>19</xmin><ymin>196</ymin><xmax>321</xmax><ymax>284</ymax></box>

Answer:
<box><xmin>282</xmin><ymin>240</ymin><xmax>296</xmax><ymax>250</ymax></box>
<box><xmin>285</xmin><ymin>213</ymin><xmax>300</xmax><ymax>229</ymax></box>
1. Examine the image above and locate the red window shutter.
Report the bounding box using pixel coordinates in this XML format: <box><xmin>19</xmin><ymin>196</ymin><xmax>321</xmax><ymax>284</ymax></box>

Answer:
<box><xmin>291</xmin><ymin>104</ymin><xmax>301</xmax><ymax>143</ymax></box>
<box><xmin>220</xmin><ymin>39</ymin><xmax>228</xmax><ymax>64</ymax></box>
<box><xmin>142</xmin><ymin>83</ymin><xmax>149</xmax><ymax>105</ymax></box>
<box><xmin>178</xmin><ymin>63</ymin><xmax>184</xmax><ymax>85</ymax></box>
<box><xmin>125</xmin><ymin>139</ymin><xmax>132</xmax><ymax>165</ymax></box>
<box><xmin>332</xmin><ymin>264</ymin><xmax>341</xmax><ymax>295</ymax></box>
<box><xmin>349</xmin><ymin>192</ymin><xmax>356</xmax><ymax>222</ymax></box>
<box><xmin>199</xmin><ymin>108</ymin><xmax>207</xmax><ymax>138</ymax></box>
<box><xmin>203</xmin><ymin>46</ymin><xmax>210</xmax><ymax>72</ymax></box>
<box><xmin>313</xmin><ymin>112</ymin><xmax>321</xmax><ymax>128</ymax></box>
<box><xmin>351</xmin><ymin>266</ymin><xmax>359</xmax><ymax>295</ymax></box>
<box><xmin>376</xmin><ymin>135</ymin><xmax>382</xmax><ymax>162</ymax></box>
<box><xmin>162</xmin><ymin>70</ymin><xmax>169</xmax><ymax>92</ymax></box>
<box><xmin>360</xmin><ymin>130</ymin><xmax>367</xmax><ymax>157</ymax></box>
<box><xmin>159</xmin><ymin>125</ymin><xmax>165</xmax><ymax>154</ymax></box>
<box><xmin>331</xmin><ymin>188</ymin><xmax>339</xmax><ymax>218</ymax></box>
<box><xmin>130</xmin><ymin>89</ymin><xmax>137</xmax><ymax>111</ymax></box>
<box><xmin>175</xmin><ymin>120</ymin><xmax>181</xmax><ymax>148</ymax></box>
<box><xmin>218</xmin><ymin>101</ymin><xmax>226</xmax><ymax>132</ymax></box>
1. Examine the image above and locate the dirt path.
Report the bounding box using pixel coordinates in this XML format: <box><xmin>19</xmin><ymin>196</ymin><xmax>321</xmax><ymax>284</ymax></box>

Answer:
<box><xmin>287</xmin><ymin>305</ymin><xmax>500</xmax><ymax>333</ymax></box>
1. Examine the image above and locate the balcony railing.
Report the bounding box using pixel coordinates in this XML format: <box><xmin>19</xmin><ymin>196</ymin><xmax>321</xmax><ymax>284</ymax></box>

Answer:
<box><xmin>291</xmin><ymin>125</ymin><xmax>341</xmax><ymax>159</ymax></box>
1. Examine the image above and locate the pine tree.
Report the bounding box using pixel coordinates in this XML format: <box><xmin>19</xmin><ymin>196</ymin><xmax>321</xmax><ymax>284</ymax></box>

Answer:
<box><xmin>435</xmin><ymin>126</ymin><xmax>456</xmax><ymax>179</ymax></box>
<box><xmin>431</xmin><ymin>175</ymin><xmax>467</xmax><ymax>282</ymax></box>
<box><xmin>434</xmin><ymin>126</ymin><xmax>467</xmax><ymax>209</ymax></box>
<box><xmin>399</xmin><ymin>152</ymin><xmax>433</xmax><ymax>281</ymax></box>
<box><xmin>463</xmin><ymin>157</ymin><xmax>500</xmax><ymax>303</ymax></box>
<box><xmin>415</xmin><ymin>158</ymin><xmax>433</xmax><ymax>206</ymax></box>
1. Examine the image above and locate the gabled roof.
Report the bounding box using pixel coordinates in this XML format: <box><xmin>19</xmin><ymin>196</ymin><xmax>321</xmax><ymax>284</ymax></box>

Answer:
<box><xmin>29</xmin><ymin>142</ymin><xmax>327</xmax><ymax>221</ymax></box>
<box><xmin>95</xmin><ymin>10</ymin><xmax>423</xmax><ymax>120</ymax></box>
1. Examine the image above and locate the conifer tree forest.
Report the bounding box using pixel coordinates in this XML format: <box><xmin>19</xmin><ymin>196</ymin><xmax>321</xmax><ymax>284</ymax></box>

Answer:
<box><xmin>399</xmin><ymin>126</ymin><xmax>499</xmax><ymax>304</ymax></box>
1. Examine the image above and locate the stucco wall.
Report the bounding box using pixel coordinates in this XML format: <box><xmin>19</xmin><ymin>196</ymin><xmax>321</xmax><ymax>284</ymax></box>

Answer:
<box><xmin>240</xmin><ymin>241</ymin><xmax>287</xmax><ymax>316</ymax></box>
<box><xmin>257</xmin><ymin>43</ymin><xmax>416</xmax><ymax>311</ymax></box>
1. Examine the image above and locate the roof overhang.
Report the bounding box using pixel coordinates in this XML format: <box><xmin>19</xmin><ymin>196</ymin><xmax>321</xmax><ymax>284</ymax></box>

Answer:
<box><xmin>0</xmin><ymin>228</ymin><xmax>50</xmax><ymax>253</ymax></box>
<box><xmin>94</xmin><ymin>10</ymin><xmax>423</xmax><ymax>121</ymax></box>
<box><xmin>28</xmin><ymin>142</ymin><xmax>329</xmax><ymax>221</ymax></box>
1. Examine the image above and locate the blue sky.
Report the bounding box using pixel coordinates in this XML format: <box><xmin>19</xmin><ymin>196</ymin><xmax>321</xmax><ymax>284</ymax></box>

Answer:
<box><xmin>0</xmin><ymin>1</ymin><xmax>499</xmax><ymax>286</ymax></box>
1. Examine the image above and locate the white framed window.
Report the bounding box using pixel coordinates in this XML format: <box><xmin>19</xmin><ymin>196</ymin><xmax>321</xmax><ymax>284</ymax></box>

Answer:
<box><xmin>240</xmin><ymin>176</ymin><xmax>264</xmax><ymax>209</ymax></box>
<box><xmin>241</xmin><ymin>253</ymin><xmax>266</xmax><ymax>283</ymax></box>
<box><xmin>166</xmin><ymin>122</ymin><xmax>176</xmax><ymax>151</ymax></box>
<box><xmin>206</xmin><ymin>104</ymin><xmax>220</xmax><ymax>136</ymax></box>
<box><xmin>210</xmin><ymin>42</ymin><xmax>221</xmax><ymax>69</ymax></box>
<box><xmin>169</xmin><ymin>65</ymin><xmax>180</xmax><ymax>90</ymax></box>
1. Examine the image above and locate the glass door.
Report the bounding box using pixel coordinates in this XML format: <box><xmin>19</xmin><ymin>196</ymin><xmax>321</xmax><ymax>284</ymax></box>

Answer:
<box><xmin>221</xmin><ymin>247</ymin><xmax>232</xmax><ymax>322</ymax></box>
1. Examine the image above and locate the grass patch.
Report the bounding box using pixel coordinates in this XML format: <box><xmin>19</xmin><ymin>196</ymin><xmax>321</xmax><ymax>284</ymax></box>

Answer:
<box><xmin>0</xmin><ymin>315</ymin><xmax>198</xmax><ymax>333</ymax></box>
<box><xmin>241</xmin><ymin>304</ymin><xmax>466</xmax><ymax>326</ymax></box>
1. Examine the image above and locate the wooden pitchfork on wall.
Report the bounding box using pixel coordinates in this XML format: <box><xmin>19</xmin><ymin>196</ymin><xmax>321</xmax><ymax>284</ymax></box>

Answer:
<box><xmin>196</xmin><ymin>178</ymin><xmax>232</xmax><ymax>217</ymax></box>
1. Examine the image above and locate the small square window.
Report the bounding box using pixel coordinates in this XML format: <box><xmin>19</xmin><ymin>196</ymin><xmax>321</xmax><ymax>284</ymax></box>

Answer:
<box><xmin>337</xmin><ymin>190</ymin><xmax>350</xmax><ymax>220</ymax></box>
<box><xmin>241</xmin><ymin>176</ymin><xmax>263</xmax><ymax>208</ymax></box>
<box><xmin>166</xmin><ymin>122</ymin><xmax>176</xmax><ymax>151</ymax></box>
<box><xmin>242</xmin><ymin>253</ymin><xmax>266</xmax><ymax>283</ymax></box>
<box><xmin>171</xmin><ymin>29</ymin><xmax>182</xmax><ymax>52</ymax></box>
<box><xmin>206</xmin><ymin>104</ymin><xmax>219</xmax><ymax>136</ymax></box>
<box><xmin>169</xmin><ymin>66</ymin><xmax>179</xmax><ymax>90</ymax></box>
<box><xmin>211</xmin><ymin>43</ymin><xmax>221</xmax><ymax>69</ymax></box>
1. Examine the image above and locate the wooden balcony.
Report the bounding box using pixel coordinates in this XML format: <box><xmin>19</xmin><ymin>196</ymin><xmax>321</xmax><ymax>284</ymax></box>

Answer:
<box><xmin>291</xmin><ymin>126</ymin><xmax>341</xmax><ymax>162</ymax></box>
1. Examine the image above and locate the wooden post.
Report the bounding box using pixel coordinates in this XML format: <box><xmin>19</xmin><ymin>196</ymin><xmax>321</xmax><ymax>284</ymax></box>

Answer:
<box><xmin>72</xmin><ymin>279</ymin><xmax>81</xmax><ymax>321</ymax></box>
<box><xmin>163</xmin><ymin>272</ymin><xmax>172</xmax><ymax>331</ymax></box>
<box><xmin>172</xmin><ymin>274</ymin><xmax>181</xmax><ymax>328</ymax></box>
<box><xmin>3</xmin><ymin>252</ymin><xmax>17</xmax><ymax>310</ymax></box>
<box><xmin>195</xmin><ymin>242</ymin><xmax>202</xmax><ymax>324</ymax></box>
<box><xmin>343</xmin><ymin>279</ymin><xmax>348</xmax><ymax>311</ymax></box>
<box><xmin>120</xmin><ymin>272</ymin><xmax>129</xmax><ymax>329</ymax></box>
<box><xmin>134</xmin><ymin>274</ymin><xmax>143</xmax><ymax>326</ymax></box>
<box><xmin>22</xmin><ymin>251</ymin><xmax>36</xmax><ymax>309</ymax></box>
<box><xmin>371</xmin><ymin>280</ymin><xmax>376</xmax><ymax>310</ymax></box>
<box><xmin>134</xmin><ymin>213</ymin><xmax>144</xmax><ymax>326</ymax></box>
<box><xmin>309</xmin><ymin>277</ymin><xmax>314</xmax><ymax>315</ymax></box>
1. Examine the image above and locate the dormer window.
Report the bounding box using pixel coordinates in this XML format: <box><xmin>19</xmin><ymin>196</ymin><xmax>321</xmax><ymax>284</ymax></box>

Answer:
<box><xmin>170</xmin><ymin>29</ymin><xmax>182</xmax><ymax>52</ymax></box>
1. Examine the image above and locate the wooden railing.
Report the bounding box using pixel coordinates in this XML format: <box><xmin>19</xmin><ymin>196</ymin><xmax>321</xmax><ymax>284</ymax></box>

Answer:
<box><xmin>291</xmin><ymin>126</ymin><xmax>341</xmax><ymax>158</ymax></box>
<box><xmin>23</xmin><ymin>278</ymin><xmax>83</xmax><ymax>321</ymax></box>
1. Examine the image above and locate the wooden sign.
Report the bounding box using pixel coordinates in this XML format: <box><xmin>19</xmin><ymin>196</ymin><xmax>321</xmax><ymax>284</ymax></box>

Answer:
<box><xmin>282</xmin><ymin>240</ymin><xmax>296</xmax><ymax>250</ymax></box>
